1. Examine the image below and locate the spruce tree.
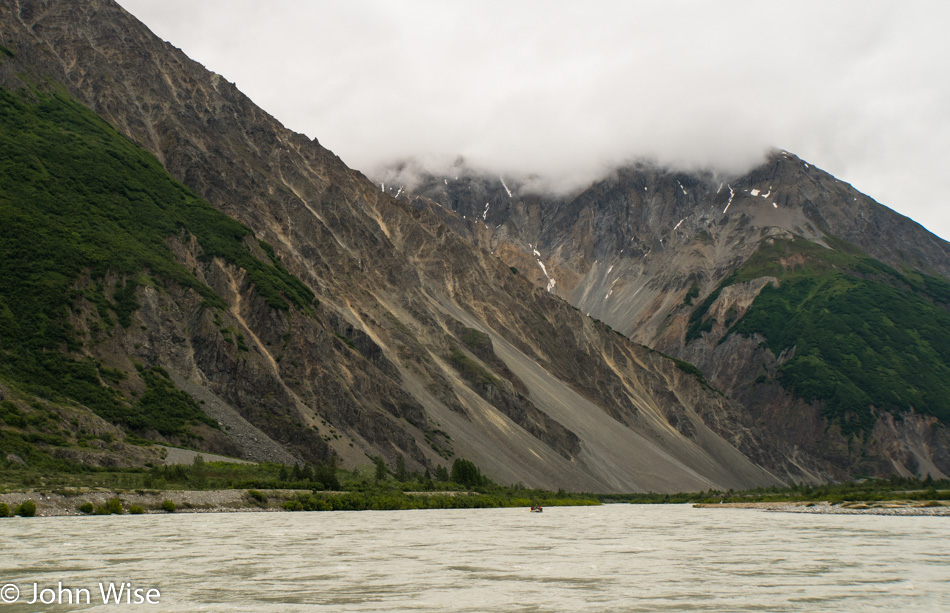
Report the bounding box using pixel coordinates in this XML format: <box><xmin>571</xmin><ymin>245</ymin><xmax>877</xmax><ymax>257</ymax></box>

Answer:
<box><xmin>374</xmin><ymin>456</ymin><xmax>388</xmax><ymax>482</ymax></box>
<box><xmin>395</xmin><ymin>455</ymin><xmax>407</xmax><ymax>482</ymax></box>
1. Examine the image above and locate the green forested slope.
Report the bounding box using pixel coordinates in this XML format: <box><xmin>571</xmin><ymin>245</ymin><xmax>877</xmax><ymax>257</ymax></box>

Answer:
<box><xmin>695</xmin><ymin>237</ymin><xmax>950</xmax><ymax>432</ymax></box>
<box><xmin>0</xmin><ymin>86</ymin><xmax>312</xmax><ymax>438</ymax></box>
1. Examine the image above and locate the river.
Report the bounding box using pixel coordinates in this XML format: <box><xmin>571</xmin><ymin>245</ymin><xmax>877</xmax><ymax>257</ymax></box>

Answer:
<box><xmin>0</xmin><ymin>504</ymin><xmax>947</xmax><ymax>611</ymax></box>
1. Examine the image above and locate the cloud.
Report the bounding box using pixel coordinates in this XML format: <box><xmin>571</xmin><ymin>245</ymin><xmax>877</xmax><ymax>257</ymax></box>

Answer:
<box><xmin>119</xmin><ymin>0</ymin><xmax>950</xmax><ymax>238</ymax></box>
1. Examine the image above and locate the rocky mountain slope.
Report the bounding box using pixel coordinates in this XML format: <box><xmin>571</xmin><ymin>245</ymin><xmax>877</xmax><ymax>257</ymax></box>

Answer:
<box><xmin>380</xmin><ymin>154</ymin><xmax>950</xmax><ymax>480</ymax></box>
<box><xmin>0</xmin><ymin>0</ymin><xmax>795</xmax><ymax>492</ymax></box>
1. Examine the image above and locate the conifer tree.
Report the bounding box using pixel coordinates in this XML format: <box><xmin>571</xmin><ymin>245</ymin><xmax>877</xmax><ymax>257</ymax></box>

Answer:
<box><xmin>395</xmin><ymin>455</ymin><xmax>407</xmax><ymax>482</ymax></box>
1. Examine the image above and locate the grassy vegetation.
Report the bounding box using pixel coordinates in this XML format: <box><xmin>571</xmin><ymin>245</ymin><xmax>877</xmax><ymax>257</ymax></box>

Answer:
<box><xmin>647</xmin><ymin>349</ymin><xmax>723</xmax><ymax>396</ymax></box>
<box><xmin>283</xmin><ymin>489</ymin><xmax>598</xmax><ymax>512</ymax></box>
<box><xmin>600</xmin><ymin>475</ymin><xmax>950</xmax><ymax>505</ymax></box>
<box><xmin>681</xmin><ymin>281</ymin><xmax>699</xmax><ymax>306</ymax></box>
<box><xmin>0</xmin><ymin>454</ymin><xmax>599</xmax><ymax>511</ymax></box>
<box><xmin>460</xmin><ymin>327</ymin><xmax>492</xmax><ymax>352</ymax></box>
<box><xmin>0</xmin><ymin>85</ymin><xmax>317</xmax><ymax>442</ymax></box>
<box><xmin>688</xmin><ymin>235</ymin><xmax>950</xmax><ymax>432</ymax></box>
<box><xmin>0</xmin><ymin>402</ymin><xmax>92</xmax><ymax>475</ymax></box>
<box><xmin>447</xmin><ymin>347</ymin><xmax>498</xmax><ymax>386</ymax></box>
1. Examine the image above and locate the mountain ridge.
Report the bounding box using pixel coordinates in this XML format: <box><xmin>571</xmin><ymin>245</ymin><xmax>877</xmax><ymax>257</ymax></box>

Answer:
<box><xmin>0</xmin><ymin>0</ymin><xmax>798</xmax><ymax>491</ymax></box>
<box><xmin>378</xmin><ymin>152</ymin><xmax>950</xmax><ymax>479</ymax></box>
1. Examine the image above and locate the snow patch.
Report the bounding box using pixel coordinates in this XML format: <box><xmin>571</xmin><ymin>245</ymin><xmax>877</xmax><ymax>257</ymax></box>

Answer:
<box><xmin>381</xmin><ymin>183</ymin><xmax>385</xmax><ymax>192</ymax></box>
<box><xmin>606</xmin><ymin>264</ymin><xmax>614</xmax><ymax>275</ymax></box>
<box><xmin>499</xmin><ymin>177</ymin><xmax>513</xmax><ymax>198</ymax></box>
<box><xmin>723</xmin><ymin>185</ymin><xmax>735</xmax><ymax>214</ymax></box>
<box><xmin>772</xmin><ymin>203</ymin><xmax>777</xmax><ymax>208</ymax></box>
<box><xmin>536</xmin><ymin>259</ymin><xmax>556</xmax><ymax>292</ymax></box>
<box><xmin>395</xmin><ymin>187</ymin><xmax>403</xmax><ymax>198</ymax></box>
<box><xmin>444</xmin><ymin>179</ymin><xmax>448</xmax><ymax>185</ymax></box>
<box><xmin>761</xmin><ymin>188</ymin><xmax>771</xmax><ymax>198</ymax></box>
<box><xmin>483</xmin><ymin>202</ymin><xmax>490</xmax><ymax>220</ymax></box>
<box><xmin>750</xmin><ymin>188</ymin><xmax>760</xmax><ymax>197</ymax></box>
<box><xmin>677</xmin><ymin>181</ymin><xmax>688</xmax><ymax>195</ymax></box>
<box><xmin>673</xmin><ymin>217</ymin><xmax>686</xmax><ymax>231</ymax></box>
<box><xmin>717</xmin><ymin>182</ymin><xmax>723</xmax><ymax>194</ymax></box>
<box><xmin>532</xmin><ymin>248</ymin><xmax>541</xmax><ymax>257</ymax></box>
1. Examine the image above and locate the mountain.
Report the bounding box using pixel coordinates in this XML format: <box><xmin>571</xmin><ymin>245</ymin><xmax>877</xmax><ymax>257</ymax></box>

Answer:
<box><xmin>378</xmin><ymin>154</ymin><xmax>950</xmax><ymax>479</ymax></box>
<box><xmin>0</xmin><ymin>0</ymin><xmax>795</xmax><ymax>492</ymax></box>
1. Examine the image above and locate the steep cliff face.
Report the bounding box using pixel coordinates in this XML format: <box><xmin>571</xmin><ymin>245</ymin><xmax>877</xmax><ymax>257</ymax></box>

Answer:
<box><xmin>0</xmin><ymin>0</ymin><xmax>790</xmax><ymax>491</ymax></box>
<box><xmin>382</xmin><ymin>154</ymin><xmax>950</xmax><ymax>480</ymax></box>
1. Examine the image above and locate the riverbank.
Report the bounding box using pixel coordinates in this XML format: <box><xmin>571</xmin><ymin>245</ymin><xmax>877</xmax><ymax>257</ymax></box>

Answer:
<box><xmin>693</xmin><ymin>500</ymin><xmax>950</xmax><ymax>517</ymax></box>
<box><xmin>0</xmin><ymin>488</ymin><xmax>595</xmax><ymax>516</ymax></box>
<box><xmin>0</xmin><ymin>489</ymin><xmax>305</xmax><ymax>516</ymax></box>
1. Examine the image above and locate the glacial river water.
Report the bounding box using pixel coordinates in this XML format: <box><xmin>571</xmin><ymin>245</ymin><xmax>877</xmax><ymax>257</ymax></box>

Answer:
<box><xmin>0</xmin><ymin>504</ymin><xmax>947</xmax><ymax>611</ymax></box>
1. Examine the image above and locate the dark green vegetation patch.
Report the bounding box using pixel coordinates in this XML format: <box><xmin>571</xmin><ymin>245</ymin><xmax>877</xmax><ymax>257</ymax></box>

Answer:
<box><xmin>0</xmin><ymin>86</ymin><xmax>315</xmax><ymax>440</ymax></box>
<box><xmin>692</xmin><ymin>236</ymin><xmax>950</xmax><ymax>431</ymax></box>
<box><xmin>448</xmin><ymin>348</ymin><xmax>497</xmax><ymax>386</ymax></box>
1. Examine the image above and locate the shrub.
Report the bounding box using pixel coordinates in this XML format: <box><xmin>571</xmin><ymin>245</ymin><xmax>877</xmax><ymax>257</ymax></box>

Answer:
<box><xmin>247</xmin><ymin>490</ymin><xmax>267</xmax><ymax>504</ymax></box>
<box><xmin>128</xmin><ymin>505</ymin><xmax>145</xmax><ymax>515</ymax></box>
<box><xmin>161</xmin><ymin>499</ymin><xmax>176</xmax><ymax>513</ymax></box>
<box><xmin>16</xmin><ymin>500</ymin><xmax>37</xmax><ymax>517</ymax></box>
<box><xmin>0</xmin><ymin>503</ymin><xmax>10</xmax><ymax>517</ymax></box>
<box><xmin>79</xmin><ymin>502</ymin><xmax>94</xmax><ymax>514</ymax></box>
<box><xmin>105</xmin><ymin>497</ymin><xmax>124</xmax><ymax>515</ymax></box>
<box><xmin>283</xmin><ymin>500</ymin><xmax>304</xmax><ymax>512</ymax></box>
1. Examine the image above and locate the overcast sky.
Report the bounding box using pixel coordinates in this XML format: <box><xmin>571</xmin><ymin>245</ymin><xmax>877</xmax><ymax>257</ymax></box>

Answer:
<box><xmin>118</xmin><ymin>1</ymin><xmax>950</xmax><ymax>240</ymax></box>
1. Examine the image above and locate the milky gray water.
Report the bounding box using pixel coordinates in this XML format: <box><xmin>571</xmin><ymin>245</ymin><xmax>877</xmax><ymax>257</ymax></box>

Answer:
<box><xmin>1</xmin><ymin>504</ymin><xmax>947</xmax><ymax>611</ymax></box>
